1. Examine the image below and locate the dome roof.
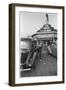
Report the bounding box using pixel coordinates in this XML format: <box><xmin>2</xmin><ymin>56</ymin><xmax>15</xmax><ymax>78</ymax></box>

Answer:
<box><xmin>37</xmin><ymin>24</ymin><xmax>57</xmax><ymax>33</ymax></box>
<box><xmin>37</xmin><ymin>14</ymin><xmax>57</xmax><ymax>33</ymax></box>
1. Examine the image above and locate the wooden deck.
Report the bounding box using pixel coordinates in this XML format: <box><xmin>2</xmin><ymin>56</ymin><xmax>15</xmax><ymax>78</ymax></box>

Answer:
<box><xmin>20</xmin><ymin>46</ymin><xmax>57</xmax><ymax>77</ymax></box>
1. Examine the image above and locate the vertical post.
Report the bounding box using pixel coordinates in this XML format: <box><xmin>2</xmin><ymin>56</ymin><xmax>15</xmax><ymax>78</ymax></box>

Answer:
<box><xmin>46</xmin><ymin>41</ymin><xmax>48</xmax><ymax>46</ymax></box>
<box><xmin>46</xmin><ymin>14</ymin><xmax>49</xmax><ymax>24</ymax></box>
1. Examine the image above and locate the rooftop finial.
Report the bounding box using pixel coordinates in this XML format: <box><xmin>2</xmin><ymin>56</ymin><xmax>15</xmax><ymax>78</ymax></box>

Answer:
<box><xmin>46</xmin><ymin>14</ymin><xmax>49</xmax><ymax>24</ymax></box>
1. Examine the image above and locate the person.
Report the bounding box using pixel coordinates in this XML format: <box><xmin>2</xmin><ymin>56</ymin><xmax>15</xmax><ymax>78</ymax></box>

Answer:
<box><xmin>26</xmin><ymin>40</ymin><xmax>37</xmax><ymax>68</ymax></box>
<box><xmin>37</xmin><ymin>42</ymin><xmax>42</xmax><ymax>60</ymax></box>
<box><xmin>26</xmin><ymin>40</ymin><xmax>42</xmax><ymax>68</ymax></box>
<box><xmin>47</xmin><ymin>41</ymin><xmax>52</xmax><ymax>54</ymax></box>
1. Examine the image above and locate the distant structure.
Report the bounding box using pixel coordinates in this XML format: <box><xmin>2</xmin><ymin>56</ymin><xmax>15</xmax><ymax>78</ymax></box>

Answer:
<box><xmin>32</xmin><ymin>14</ymin><xmax>57</xmax><ymax>46</ymax></box>
<box><xmin>46</xmin><ymin>14</ymin><xmax>49</xmax><ymax>24</ymax></box>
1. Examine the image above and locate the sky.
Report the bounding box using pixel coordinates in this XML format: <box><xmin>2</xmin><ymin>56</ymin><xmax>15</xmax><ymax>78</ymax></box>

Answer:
<box><xmin>19</xmin><ymin>12</ymin><xmax>57</xmax><ymax>38</ymax></box>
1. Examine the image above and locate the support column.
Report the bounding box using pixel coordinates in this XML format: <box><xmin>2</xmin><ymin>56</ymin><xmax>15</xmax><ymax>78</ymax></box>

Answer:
<box><xmin>46</xmin><ymin>41</ymin><xmax>48</xmax><ymax>46</ymax></box>
<box><xmin>37</xmin><ymin>40</ymin><xmax>38</xmax><ymax>46</ymax></box>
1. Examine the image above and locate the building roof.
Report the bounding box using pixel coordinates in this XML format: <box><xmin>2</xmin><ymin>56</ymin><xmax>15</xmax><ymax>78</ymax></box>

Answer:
<box><xmin>37</xmin><ymin>24</ymin><xmax>57</xmax><ymax>33</ymax></box>
<box><xmin>21</xmin><ymin>37</ymin><xmax>32</xmax><ymax>41</ymax></box>
<box><xmin>32</xmin><ymin>14</ymin><xmax>57</xmax><ymax>39</ymax></box>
